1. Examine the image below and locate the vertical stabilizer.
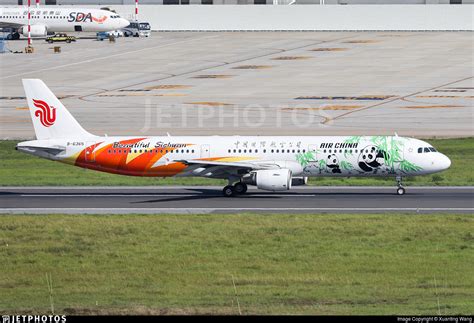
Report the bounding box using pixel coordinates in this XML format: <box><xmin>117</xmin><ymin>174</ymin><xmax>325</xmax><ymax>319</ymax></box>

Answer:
<box><xmin>22</xmin><ymin>79</ymin><xmax>93</xmax><ymax>140</ymax></box>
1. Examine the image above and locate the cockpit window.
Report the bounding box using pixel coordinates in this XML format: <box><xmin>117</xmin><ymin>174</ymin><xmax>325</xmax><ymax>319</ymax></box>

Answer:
<box><xmin>418</xmin><ymin>147</ymin><xmax>422</xmax><ymax>153</ymax></box>
<box><xmin>429</xmin><ymin>147</ymin><xmax>437</xmax><ymax>152</ymax></box>
<box><xmin>424</xmin><ymin>147</ymin><xmax>430</xmax><ymax>153</ymax></box>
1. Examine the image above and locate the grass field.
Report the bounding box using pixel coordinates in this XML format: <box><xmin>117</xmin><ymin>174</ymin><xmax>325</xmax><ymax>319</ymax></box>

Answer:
<box><xmin>0</xmin><ymin>214</ymin><xmax>473</xmax><ymax>315</ymax></box>
<box><xmin>0</xmin><ymin>138</ymin><xmax>472</xmax><ymax>186</ymax></box>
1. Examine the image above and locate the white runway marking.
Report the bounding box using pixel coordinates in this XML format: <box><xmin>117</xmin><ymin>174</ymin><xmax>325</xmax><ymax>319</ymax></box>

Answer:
<box><xmin>19</xmin><ymin>194</ymin><xmax>319</xmax><ymax>197</ymax></box>
<box><xmin>0</xmin><ymin>208</ymin><xmax>472</xmax><ymax>214</ymax></box>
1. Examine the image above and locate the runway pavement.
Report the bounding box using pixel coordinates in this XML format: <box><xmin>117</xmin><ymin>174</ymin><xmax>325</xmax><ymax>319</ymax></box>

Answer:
<box><xmin>0</xmin><ymin>186</ymin><xmax>472</xmax><ymax>214</ymax></box>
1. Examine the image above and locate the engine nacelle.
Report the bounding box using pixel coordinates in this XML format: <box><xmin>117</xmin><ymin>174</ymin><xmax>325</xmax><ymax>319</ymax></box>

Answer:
<box><xmin>291</xmin><ymin>176</ymin><xmax>308</xmax><ymax>186</ymax></box>
<box><xmin>21</xmin><ymin>25</ymin><xmax>47</xmax><ymax>37</ymax></box>
<box><xmin>254</xmin><ymin>169</ymin><xmax>292</xmax><ymax>192</ymax></box>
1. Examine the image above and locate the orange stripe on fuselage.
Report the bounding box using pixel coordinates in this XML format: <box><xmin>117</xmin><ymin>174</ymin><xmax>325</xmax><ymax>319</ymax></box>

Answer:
<box><xmin>74</xmin><ymin>139</ymin><xmax>192</xmax><ymax>177</ymax></box>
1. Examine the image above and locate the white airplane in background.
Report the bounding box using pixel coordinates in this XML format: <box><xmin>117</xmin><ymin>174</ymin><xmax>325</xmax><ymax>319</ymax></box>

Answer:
<box><xmin>17</xmin><ymin>80</ymin><xmax>451</xmax><ymax>197</ymax></box>
<box><xmin>0</xmin><ymin>7</ymin><xmax>129</xmax><ymax>39</ymax></box>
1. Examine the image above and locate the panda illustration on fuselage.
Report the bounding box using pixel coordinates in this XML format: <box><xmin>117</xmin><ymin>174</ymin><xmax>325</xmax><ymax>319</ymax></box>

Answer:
<box><xmin>358</xmin><ymin>145</ymin><xmax>389</xmax><ymax>172</ymax></box>
<box><xmin>326</xmin><ymin>154</ymin><xmax>342</xmax><ymax>174</ymax></box>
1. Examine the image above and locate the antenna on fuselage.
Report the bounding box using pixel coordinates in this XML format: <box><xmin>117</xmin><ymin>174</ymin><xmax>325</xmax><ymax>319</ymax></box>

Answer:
<box><xmin>167</xmin><ymin>132</ymin><xmax>171</xmax><ymax>137</ymax></box>
<box><xmin>394</xmin><ymin>132</ymin><xmax>399</xmax><ymax>137</ymax></box>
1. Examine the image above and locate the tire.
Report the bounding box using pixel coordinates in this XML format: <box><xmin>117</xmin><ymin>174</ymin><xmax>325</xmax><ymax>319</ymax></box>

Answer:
<box><xmin>223</xmin><ymin>185</ymin><xmax>235</xmax><ymax>197</ymax></box>
<box><xmin>66</xmin><ymin>39</ymin><xmax>71</xmax><ymax>43</ymax></box>
<box><xmin>397</xmin><ymin>187</ymin><xmax>405</xmax><ymax>196</ymax></box>
<box><xmin>233</xmin><ymin>182</ymin><xmax>247</xmax><ymax>195</ymax></box>
<box><xmin>48</xmin><ymin>40</ymin><xmax>53</xmax><ymax>44</ymax></box>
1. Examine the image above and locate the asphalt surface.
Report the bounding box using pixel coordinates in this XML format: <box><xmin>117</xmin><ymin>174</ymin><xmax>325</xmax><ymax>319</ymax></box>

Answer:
<box><xmin>0</xmin><ymin>186</ymin><xmax>472</xmax><ymax>214</ymax></box>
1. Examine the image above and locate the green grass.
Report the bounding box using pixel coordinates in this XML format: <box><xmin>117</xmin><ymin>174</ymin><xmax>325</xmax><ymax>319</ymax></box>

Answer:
<box><xmin>0</xmin><ymin>138</ymin><xmax>472</xmax><ymax>186</ymax></box>
<box><xmin>0</xmin><ymin>214</ymin><xmax>472</xmax><ymax>315</ymax></box>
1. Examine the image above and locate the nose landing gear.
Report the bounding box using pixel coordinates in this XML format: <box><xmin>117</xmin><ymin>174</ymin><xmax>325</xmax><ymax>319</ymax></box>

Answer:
<box><xmin>396</xmin><ymin>176</ymin><xmax>405</xmax><ymax>195</ymax></box>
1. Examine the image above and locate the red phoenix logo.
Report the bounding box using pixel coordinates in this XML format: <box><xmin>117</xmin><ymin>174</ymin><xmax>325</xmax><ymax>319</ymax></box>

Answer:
<box><xmin>33</xmin><ymin>99</ymin><xmax>56</xmax><ymax>127</ymax></box>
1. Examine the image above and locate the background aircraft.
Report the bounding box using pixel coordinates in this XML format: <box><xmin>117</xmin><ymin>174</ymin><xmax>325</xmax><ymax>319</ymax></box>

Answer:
<box><xmin>0</xmin><ymin>6</ymin><xmax>129</xmax><ymax>39</ymax></box>
<box><xmin>17</xmin><ymin>79</ymin><xmax>451</xmax><ymax>197</ymax></box>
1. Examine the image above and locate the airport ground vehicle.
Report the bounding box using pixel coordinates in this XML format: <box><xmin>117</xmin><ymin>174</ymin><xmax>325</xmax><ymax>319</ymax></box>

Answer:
<box><xmin>97</xmin><ymin>29</ymin><xmax>123</xmax><ymax>40</ymax></box>
<box><xmin>17</xmin><ymin>80</ymin><xmax>451</xmax><ymax>197</ymax></box>
<box><xmin>121</xmin><ymin>22</ymin><xmax>151</xmax><ymax>37</ymax></box>
<box><xmin>45</xmin><ymin>33</ymin><xmax>76</xmax><ymax>43</ymax></box>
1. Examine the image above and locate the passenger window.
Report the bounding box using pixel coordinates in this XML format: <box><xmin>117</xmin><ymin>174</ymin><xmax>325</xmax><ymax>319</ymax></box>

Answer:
<box><xmin>255</xmin><ymin>149</ymin><xmax>258</xmax><ymax>153</ymax></box>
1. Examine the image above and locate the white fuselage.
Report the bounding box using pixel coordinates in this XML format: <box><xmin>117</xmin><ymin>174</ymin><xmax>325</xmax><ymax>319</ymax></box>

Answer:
<box><xmin>17</xmin><ymin>135</ymin><xmax>451</xmax><ymax>179</ymax></box>
<box><xmin>0</xmin><ymin>7</ymin><xmax>129</xmax><ymax>34</ymax></box>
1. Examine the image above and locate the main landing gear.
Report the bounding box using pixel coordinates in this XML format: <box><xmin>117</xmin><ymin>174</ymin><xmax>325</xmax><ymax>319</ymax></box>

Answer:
<box><xmin>396</xmin><ymin>176</ymin><xmax>405</xmax><ymax>195</ymax></box>
<box><xmin>222</xmin><ymin>182</ymin><xmax>248</xmax><ymax>197</ymax></box>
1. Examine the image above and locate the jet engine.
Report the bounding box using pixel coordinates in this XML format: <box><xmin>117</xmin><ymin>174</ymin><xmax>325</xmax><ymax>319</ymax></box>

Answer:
<box><xmin>244</xmin><ymin>169</ymin><xmax>292</xmax><ymax>192</ymax></box>
<box><xmin>21</xmin><ymin>25</ymin><xmax>47</xmax><ymax>37</ymax></box>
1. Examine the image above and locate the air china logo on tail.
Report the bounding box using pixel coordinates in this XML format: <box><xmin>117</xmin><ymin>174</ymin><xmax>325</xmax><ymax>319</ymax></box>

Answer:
<box><xmin>33</xmin><ymin>99</ymin><xmax>56</xmax><ymax>127</ymax></box>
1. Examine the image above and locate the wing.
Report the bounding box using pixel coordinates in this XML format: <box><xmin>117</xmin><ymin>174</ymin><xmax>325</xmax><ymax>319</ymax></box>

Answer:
<box><xmin>175</xmin><ymin>159</ymin><xmax>279</xmax><ymax>179</ymax></box>
<box><xmin>0</xmin><ymin>22</ymin><xmax>23</xmax><ymax>29</ymax></box>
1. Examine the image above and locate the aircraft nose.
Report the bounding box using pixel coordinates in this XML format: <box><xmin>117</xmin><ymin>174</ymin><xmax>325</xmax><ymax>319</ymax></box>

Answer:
<box><xmin>119</xmin><ymin>18</ymin><xmax>129</xmax><ymax>28</ymax></box>
<box><xmin>439</xmin><ymin>154</ymin><xmax>451</xmax><ymax>171</ymax></box>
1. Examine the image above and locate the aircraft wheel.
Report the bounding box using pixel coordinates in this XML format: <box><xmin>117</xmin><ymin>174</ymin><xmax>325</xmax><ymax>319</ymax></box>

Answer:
<box><xmin>397</xmin><ymin>187</ymin><xmax>405</xmax><ymax>196</ymax></box>
<box><xmin>233</xmin><ymin>182</ymin><xmax>247</xmax><ymax>195</ymax></box>
<box><xmin>223</xmin><ymin>185</ymin><xmax>235</xmax><ymax>197</ymax></box>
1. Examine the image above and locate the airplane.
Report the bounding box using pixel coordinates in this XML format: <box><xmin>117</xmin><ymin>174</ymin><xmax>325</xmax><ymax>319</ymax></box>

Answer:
<box><xmin>0</xmin><ymin>6</ymin><xmax>129</xmax><ymax>39</ymax></box>
<box><xmin>16</xmin><ymin>79</ymin><xmax>451</xmax><ymax>197</ymax></box>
